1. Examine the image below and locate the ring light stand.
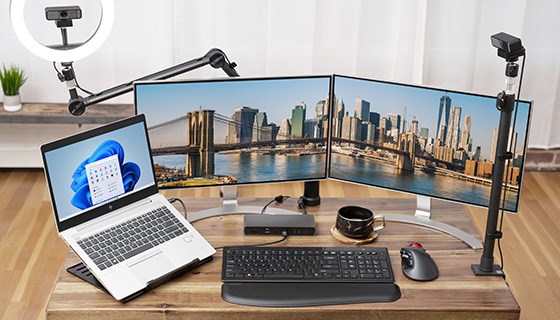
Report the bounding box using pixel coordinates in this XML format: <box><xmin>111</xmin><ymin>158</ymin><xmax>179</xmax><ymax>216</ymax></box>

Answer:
<box><xmin>10</xmin><ymin>3</ymin><xmax>320</xmax><ymax>222</ymax></box>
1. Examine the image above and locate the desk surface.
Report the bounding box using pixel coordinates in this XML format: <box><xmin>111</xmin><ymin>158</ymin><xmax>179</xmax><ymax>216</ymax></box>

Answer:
<box><xmin>46</xmin><ymin>198</ymin><xmax>519</xmax><ymax>320</ymax></box>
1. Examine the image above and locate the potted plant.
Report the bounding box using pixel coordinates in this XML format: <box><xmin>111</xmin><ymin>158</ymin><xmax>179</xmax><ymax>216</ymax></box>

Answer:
<box><xmin>0</xmin><ymin>64</ymin><xmax>27</xmax><ymax>112</ymax></box>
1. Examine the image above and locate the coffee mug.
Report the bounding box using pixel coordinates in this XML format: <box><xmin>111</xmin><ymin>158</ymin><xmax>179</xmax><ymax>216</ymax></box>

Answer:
<box><xmin>336</xmin><ymin>206</ymin><xmax>386</xmax><ymax>238</ymax></box>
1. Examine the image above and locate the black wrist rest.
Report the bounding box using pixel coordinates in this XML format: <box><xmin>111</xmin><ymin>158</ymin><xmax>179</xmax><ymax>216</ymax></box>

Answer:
<box><xmin>221</xmin><ymin>282</ymin><xmax>401</xmax><ymax>307</ymax></box>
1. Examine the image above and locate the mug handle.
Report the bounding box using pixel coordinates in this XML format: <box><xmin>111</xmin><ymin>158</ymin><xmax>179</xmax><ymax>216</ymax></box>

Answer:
<box><xmin>373</xmin><ymin>215</ymin><xmax>386</xmax><ymax>232</ymax></box>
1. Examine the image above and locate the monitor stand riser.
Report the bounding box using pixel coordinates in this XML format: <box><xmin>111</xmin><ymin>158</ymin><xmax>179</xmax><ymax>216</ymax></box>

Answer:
<box><xmin>384</xmin><ymin>195</ymin><xmax>483</xmax><ymax>250</ymax></box>
<box><xmin>187</xmin><ymin>188</ymin><xmax>483</xmax><ymax>250</ymax></box>
<box><xmin>187</xmin><ymin>186</ymin><xmax>301</xmax><ymax>222</ymax></box>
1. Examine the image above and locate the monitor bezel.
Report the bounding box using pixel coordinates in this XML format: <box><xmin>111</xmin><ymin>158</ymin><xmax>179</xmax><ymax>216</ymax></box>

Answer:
<box><xmin>133</xmin><ymin>75</ymin><xmax>333</xmax><ymax>190</ymax></box>
<box><xmin>329</xmin><ymin>74</ymin><xmax>533</xmax><ymax>213</ymax></box>
<box><xmin>41</xmin><ymin>114</ymin><xmax>159</xmax><ymax>232</ymax></box>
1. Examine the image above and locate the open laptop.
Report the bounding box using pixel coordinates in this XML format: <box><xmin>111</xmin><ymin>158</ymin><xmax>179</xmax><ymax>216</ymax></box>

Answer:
<box><xmin>41</xmin><ymin>114</ymin><xmax>216</xmax><ymax>302</ymax></box>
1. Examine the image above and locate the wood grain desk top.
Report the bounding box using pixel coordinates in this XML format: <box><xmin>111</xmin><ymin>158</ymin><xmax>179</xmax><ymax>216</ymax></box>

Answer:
<box><xmin>46</xmin><ymin>198</ymin><xmax>519</xmax><ymax>320</ymax></box>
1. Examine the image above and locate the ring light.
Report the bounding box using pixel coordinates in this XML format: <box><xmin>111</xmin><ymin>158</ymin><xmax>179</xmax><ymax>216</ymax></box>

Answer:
<box><xmin>9</xmin><ymin>0</ymin><xmax>114</xmax><ymax>62</ymax></box>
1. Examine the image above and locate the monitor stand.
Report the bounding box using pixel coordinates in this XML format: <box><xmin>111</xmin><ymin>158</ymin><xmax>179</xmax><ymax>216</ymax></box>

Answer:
<box><xmin>187</xmin><ymin>186</ymin><xmax>301</xmax><ymax>223</ymax></box>
<box><xmin>384</xmin><ymin>196</ymin><xmax>483</xmax><ymax>250</ymax></box>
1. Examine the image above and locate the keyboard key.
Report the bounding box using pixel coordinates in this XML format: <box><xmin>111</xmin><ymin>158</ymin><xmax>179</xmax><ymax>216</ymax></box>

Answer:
<box><xmin>123</xmin><ymin>243</ymin><xmax>154</xmax><ymax>259</ymax></box>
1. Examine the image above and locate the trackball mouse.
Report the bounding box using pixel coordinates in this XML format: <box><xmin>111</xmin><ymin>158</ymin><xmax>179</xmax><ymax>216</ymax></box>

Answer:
<box><xmin>400</xmin><ymin>243</ymin><xmax>439</xmax><ymax>281</ymax></box>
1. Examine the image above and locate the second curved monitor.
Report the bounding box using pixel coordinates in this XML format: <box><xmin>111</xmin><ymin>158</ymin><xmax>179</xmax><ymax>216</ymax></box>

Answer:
<box><xmin>329</xmin><ymin>74</ymin><xmax>532</xmax><ymax>212</ymax></box>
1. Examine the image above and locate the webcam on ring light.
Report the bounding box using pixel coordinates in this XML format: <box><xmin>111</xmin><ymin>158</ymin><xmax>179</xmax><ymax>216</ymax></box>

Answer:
<box><xmin>45</xmin><ymin>6</ymin><xmax>82</xmax><ymax>28</ymax></box>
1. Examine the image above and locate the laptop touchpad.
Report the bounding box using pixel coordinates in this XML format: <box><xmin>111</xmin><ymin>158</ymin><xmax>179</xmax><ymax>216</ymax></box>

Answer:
<box><xmin>129</xmin><ymin>251</ymin><xmax>175</xmax><ymax>284</ymax></box>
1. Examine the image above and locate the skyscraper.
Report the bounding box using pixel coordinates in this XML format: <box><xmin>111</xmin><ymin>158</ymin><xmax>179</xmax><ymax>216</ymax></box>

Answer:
<box><xmin>419</xmin><ymin>127</ymin><xmax>429</xmax><ymax>139</ymax></box>
<box><xmin>490</xmin><ymin>127</ymin><xmax>518</xmax><ymax>162</ymax></box>
<box><xmin>460</xmin><ymin>115</ymin><xmax>471</xmax><ymax>150</ymax></box>
<box><xmin>473</xmin><ymin>146</ymin><xmax>481</xmax><ymax>161</ymax></box>
<box><xmin>369</xmin><ymin>112</ymin><xmax>380</xmax><ymax>127</ymax></box>
<box><xmin>227</xmin><ymin>106</ymin><xmax>259</xmax><ymax>144</ymax></box>
<box><xmin>436</xmin><ymin>95</ymin><xmax>452</xmax><ymax>144</ymax></box>
<box><xmin>354</xmin><ymin>99</ymin><xmax>371</xmax><ymax>121</ymax></box>
<box><xmin>387</xmin><ymin>113</ymin><xmax>401</xmax><ymax>133</ymax></box>
<box><xmin>341</xmin><ymin>115</ymin><xmax>361</xmax><ymax>141</ymax></box>
<box><xmin>291</xmin><ymin>102</ymin><xmax>306</xmax><ymax>138</ymax></box>
<box><xmin>261</xmin><ymin>123</ymin><xmax>279</xmax><ymax>141</ymax></box>
<box><xmin>364</xmin><ymin>123</ymin><xmax>376</xmax><ymax>142</ymax></box>
<box><xmin>314</xmin><ymin>99</ymin><xmax>327</xmax><ymax>119</ymax></box>
<box><xmin>278</xmin><ymin>119</ymin><xmax>292</xmax><ymax>139</ymax></box>
<box><xmin>333</xmin><ymin>97</ymin><xmax>345</xmax><ymax>137</ymax></box>
<box><xmin>303</xmin><ymin>119</ymin><xmax>318</xmax><ymax>138</ymax></box>
<box><xmin>252</xmin><ymin>112</ymin><xmax>268</xmax><ymax>142</ymax></box>
<box><xmin>445</xmin><ymin>106</ymin><xmax>462</xmax><ymax>150</ymax></box>
<box><xmin>410</xmin><ymin>118</ymin><xmax>419</xmax><ymax>135</ymax></box>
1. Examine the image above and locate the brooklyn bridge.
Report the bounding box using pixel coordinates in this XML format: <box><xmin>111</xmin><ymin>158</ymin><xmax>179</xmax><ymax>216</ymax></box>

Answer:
<box><xmin>146</xmin><ymin>110</ymin><xmax>459</xmax><ymax>179</ymax></box>
<box><xmin>146</xmin><ymin>110</ymin><xmax>328</xmax><ymax>178</ymax></box>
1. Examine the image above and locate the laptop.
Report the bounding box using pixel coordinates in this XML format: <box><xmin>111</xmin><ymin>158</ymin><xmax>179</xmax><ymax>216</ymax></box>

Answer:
<box><xmin>41</xmin><ymin>114</ymin><xmax>216</xmax><ymax>302</ymax></box>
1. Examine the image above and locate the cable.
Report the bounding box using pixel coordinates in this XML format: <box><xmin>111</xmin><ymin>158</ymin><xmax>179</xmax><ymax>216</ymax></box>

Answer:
<box><xmin>167</xmin><ymin>197</ymin><xmax>188</xmax><ymax>219</ymax></box>
<box><xmin>260</xmin><ymin>195</ymin><xmax>289</xmax><ymax>214</ymax></box>
<box><xmin>214</xmin><ymin>231</ymin><xmax>289</xmax><ymax>250</ymax></box>
<box><xmin>71</xmin><ymin>64</ymin><xmax>94</xmax><ymax>95</ymax></box>
<box><xmin>297</xmin><ymin>196</ymin><xmax>307</xmax><ymax>215</ymax></box>
<box><xmin>496</xmin><ymin>52</ymin><xmax>526</xmax><ymax>277</ymax></box>
<box><xmin>53</xmin><ymin>62</ymin><xmax>94</xmax><ymax>95</ymax></box>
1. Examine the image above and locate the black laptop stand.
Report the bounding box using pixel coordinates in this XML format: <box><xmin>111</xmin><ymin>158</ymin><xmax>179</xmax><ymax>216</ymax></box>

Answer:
<box><xmin>67</xmin><ymin>256</ymin><xmax>213</xmax><ymax>303</ymax></box>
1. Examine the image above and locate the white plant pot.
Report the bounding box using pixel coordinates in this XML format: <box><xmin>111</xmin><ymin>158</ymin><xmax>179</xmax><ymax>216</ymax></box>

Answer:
<box><xmin>3</xmin><ymin>94</ymin><xmax>22</xmax><ymax>112</ymax></box>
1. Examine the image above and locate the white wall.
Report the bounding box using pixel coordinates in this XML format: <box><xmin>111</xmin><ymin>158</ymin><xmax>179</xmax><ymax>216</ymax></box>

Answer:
<box><xmin>2</xmin><ymin>0</ymin><xmax>560</xmax><ymax>148</ymax></box>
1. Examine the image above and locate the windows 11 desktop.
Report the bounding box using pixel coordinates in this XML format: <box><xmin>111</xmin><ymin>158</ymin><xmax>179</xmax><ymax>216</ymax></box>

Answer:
<box><xmin>329</xmin><ymin>75</ymin><xmax>532</xmax><ymax>212</ymax></box>
<box><xmin>134</xmin><ymin>76</ymin><xmax>331</xmax><ymax>189</ymax></box>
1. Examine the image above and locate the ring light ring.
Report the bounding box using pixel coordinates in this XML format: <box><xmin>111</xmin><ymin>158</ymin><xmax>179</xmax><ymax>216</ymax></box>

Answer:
<box><xmin>10</xmin><ymin>0</ymin><xmax>115</xmax><ymax>62</ymax></box>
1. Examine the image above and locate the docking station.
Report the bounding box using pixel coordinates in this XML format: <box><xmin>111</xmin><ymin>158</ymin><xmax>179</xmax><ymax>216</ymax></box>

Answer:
<box><xmin>243</xmin><ymin>214</ymin><xmax>316</xmax><ymax>236</ymax></box>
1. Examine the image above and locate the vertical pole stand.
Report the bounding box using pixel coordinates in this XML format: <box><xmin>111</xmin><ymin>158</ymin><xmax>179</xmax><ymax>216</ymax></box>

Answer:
<box><xmin>472</xmin><ymin>64</ymin><xmax>518</xmax><ymax>276</ymax></box>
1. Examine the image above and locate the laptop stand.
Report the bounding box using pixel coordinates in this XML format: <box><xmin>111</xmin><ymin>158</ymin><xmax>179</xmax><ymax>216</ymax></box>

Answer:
<box><xmin>66</xmin><ymin>256</ymin><xmax>213</xmax><ymax>303</ymax></box>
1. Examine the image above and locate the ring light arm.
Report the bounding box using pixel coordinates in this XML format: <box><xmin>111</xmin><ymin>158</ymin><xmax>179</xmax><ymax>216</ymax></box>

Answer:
<box><xmin>67</xmin><ymin>48</ymin><xmax>239</xmax><ymax>116</ymax></box>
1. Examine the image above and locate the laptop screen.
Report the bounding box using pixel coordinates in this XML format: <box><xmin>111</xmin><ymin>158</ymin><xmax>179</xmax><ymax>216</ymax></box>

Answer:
<box><xmin>42</xmin><ymin>115</ymin><xmax>158</xmax><ymax>231</ymax></box>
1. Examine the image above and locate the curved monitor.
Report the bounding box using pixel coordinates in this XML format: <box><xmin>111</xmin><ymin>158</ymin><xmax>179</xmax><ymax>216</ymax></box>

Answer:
<box><xmin>329</xmin><ymin>74</ymin><xmax>532</xmax><ymax>212</ymax></box>
<box><xmin>134</xmin><ymin>76</ymin><xmax>331</xmax><ymax>191</ymax></box>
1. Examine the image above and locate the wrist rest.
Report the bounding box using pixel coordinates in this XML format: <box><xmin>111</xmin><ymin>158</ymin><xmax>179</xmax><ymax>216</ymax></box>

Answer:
<box><xmin>221</xmin><ymin>282</ymin><xmax>401</xmax><ymax>307</ymax></box>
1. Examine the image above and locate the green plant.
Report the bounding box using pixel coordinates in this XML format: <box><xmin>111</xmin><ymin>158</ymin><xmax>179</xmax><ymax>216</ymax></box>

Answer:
<box><xmin>0</xmin><ymin>65</ymin><xmax>27</xmax><ymax>96</ymax></box>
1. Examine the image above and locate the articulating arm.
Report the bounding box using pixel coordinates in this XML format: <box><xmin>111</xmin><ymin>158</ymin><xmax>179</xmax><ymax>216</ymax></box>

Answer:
<box><xmin>65</xmin><ymin>48</ymin><xmax>239</xmax><ymax>116</ymax></box>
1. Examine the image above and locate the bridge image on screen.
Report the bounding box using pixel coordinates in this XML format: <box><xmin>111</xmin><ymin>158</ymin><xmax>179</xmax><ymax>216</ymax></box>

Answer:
<box><xmin>329</xmin><ymin>75</ymin><xmax>532</xmax><ymax>212</ymax></box>
<box><xmin>135</xmin><ymin>76</ymin><xmax>331</xmax><ymax>189</ymax></box>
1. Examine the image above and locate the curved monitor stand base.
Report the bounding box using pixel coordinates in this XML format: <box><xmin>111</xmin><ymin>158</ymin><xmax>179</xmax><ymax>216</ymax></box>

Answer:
<box><xmin>384</xmin><ymin>196</ymin><xmax>483</xmax><ymax>250</ymax></box>
<box><xmin>187</xmin><ymin>186</ymin><xmax>301</xmax><ymax>223</ymax></box>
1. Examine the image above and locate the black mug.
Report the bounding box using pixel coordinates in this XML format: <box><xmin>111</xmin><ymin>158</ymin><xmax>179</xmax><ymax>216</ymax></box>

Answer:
<box><xmin>336</xmin><ymin>206</ymin><xmax>386</xmax><ymax>238</ymax></box>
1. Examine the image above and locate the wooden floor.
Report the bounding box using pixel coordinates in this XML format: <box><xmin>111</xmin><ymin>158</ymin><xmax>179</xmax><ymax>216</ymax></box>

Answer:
<box><xmin>0</xmin><ymin>169</ymin><xmax>558</xmax><ymax>320</ymax></box>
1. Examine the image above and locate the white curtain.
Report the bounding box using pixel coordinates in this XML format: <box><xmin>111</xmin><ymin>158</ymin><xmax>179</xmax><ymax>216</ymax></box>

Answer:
<box><xmin>1</xmin><ymin>0</ymin><xmax>559</xmax><ymax>148</ymax></box>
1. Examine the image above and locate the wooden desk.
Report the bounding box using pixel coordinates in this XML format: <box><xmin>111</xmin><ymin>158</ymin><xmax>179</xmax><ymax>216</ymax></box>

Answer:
<box><xmin>46</xmin><ymin>198</ymin><xmax>520</xmax><ymax>320</ymax></box>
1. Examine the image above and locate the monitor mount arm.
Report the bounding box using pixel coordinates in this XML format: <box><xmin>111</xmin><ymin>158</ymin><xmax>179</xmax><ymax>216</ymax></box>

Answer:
<box><xmin>59</xmin><ymin>48</ymin><xmax>239</xmax><ymax>116</ymax></box>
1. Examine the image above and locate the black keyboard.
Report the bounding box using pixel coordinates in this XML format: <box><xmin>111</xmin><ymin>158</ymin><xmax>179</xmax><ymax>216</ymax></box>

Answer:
<box><xmin>222</xmin><ymin>246</ymin><xmax>394</xmax><ymax>283</ymax></box>
<box><xmin>77</xmin><ymin>206</ymin><xmax>188</xmax><ymax>270</ymax></box>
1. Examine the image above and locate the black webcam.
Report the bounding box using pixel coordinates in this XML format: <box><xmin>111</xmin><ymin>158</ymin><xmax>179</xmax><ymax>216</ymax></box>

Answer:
<box><xmin>491</xmin><ymin>32</ymin><xmax>525</xmax><ymax>61</ymax></box>
<box><xmin>46</xmin><ymin>6</ymin><xmax>82</xmax><ymax>28</ymax></box>
<box><xmin>45</xmin><ymin>6</ymin><xmax>82</xmax><ymax>21</ymax></box>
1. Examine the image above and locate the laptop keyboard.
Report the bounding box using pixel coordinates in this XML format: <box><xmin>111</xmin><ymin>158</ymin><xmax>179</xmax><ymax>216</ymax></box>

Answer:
<box><xmin>76</xmin><ymin>206</ymin><xmax>188</xmax><ymax>270</ymax></box>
